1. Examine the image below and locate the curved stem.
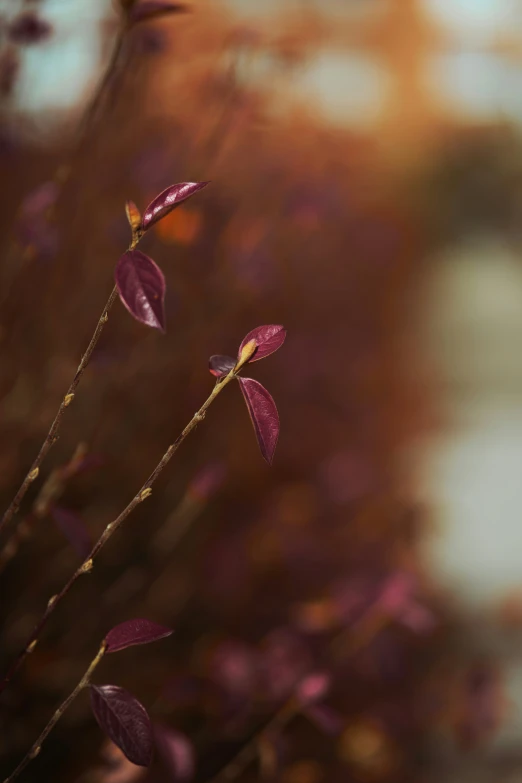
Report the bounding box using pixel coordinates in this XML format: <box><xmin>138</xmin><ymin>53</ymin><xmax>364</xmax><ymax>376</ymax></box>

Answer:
<box><xmin>0</xmin><ymin>342</ymin><xmax>256</xmax><ymax>697</ymax></box>
<box><xmin>3</xmin><ymin>642</ymin><xmax>107</xmax><ymax>783</ymax></box>
<box><xmin>0</xmin><ymin>287</ymin><xmax>118</xmax><ymax>538</ymax></box>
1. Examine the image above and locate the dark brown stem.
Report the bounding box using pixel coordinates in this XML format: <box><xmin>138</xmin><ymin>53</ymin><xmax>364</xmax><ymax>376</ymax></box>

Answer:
<box><xmin>0</xmin><ymin>287</ymin><xmax>118</xmax><ymax>539</ymax></box>
<box><xmin>0</xmin><ymin>444</ymin><xmax>88</xmax><ymax>574</ymax></box>
<box><xmin>0</xmin><ymin>341</ymin><xmax>256</xmax><ymax>697</ymax></box>
<box><xmin>3</xmin><ymin>642</ymin><xmax>106</xmax><ymax>783</ymax></box>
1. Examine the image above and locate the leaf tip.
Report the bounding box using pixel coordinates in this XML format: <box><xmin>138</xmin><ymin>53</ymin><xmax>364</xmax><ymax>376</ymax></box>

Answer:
<box><xmin>237</xmin><ymin>339</ymin><xmax>257</xmax><ymax>367</ymax></box>
<box><xmin>238</xmin><ymin>377</ymin><xmax>280</xmax><ymax>465</ymax></box>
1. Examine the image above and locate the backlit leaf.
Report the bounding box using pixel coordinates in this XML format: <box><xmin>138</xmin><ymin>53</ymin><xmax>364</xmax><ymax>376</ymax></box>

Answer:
<box><xmin>105</xmin><ymin>619</ymin><xmax>173</xmax><ymax>653</ymax></box>
<box><xmin>141</xmin><ymin>182</ymin><xmax>209</xmax><ymax>230</ymax></box>
<box><xmin>238</xmin><ymin>378</ymin><xmax>280</xmax><ymax>465</ymax></box>
<box><xmin>115</xmin><ymin>249</ymin><xmax>166</xmax><ymax>331</ymax></box>
<box><xmin>208</xmin><ymin>355</ymin><xmax>235</xmax><ymax>378</ymax></box>
<box><xmin>238</xmin><ymin>325</ymin><xmax>286</xmax><ymax>363</ymax></box>
<box><xmin>125</xmin><ymin>201</ymin><xmax>142</xmax><ymax>234</ymax></box>
<box><xmin>90</xmin><ymin>685</ymin><xmax>153</xmax><ymax>767</ymax></box>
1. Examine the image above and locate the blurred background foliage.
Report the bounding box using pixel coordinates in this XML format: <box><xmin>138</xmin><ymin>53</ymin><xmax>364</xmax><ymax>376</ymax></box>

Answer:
<box><xmin>2</xmin><ymin>0</ymin><xmax>522</xmax><ymax>781</ymax></box>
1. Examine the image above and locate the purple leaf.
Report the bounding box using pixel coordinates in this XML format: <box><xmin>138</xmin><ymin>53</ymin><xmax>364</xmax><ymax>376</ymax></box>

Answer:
<box><xmin>237</xmin><ymin>325</ymin><xmax>286</xmax><ymax>364</ymax></box>
<box><xmin>90</xmin><ymin>685</ymin><xmax>153</xmax><ymax>767</ymax></box>
<box><xmin>115</xmin><ymin>249</ymin><xmax>166</xmax><ymax>331</ymax></box>
<box><xmin>238</xmin><ymin>378</ymin><xmax>280</xmax><ymax>465</ymax></box>
<box><xmin>105</xmin><ymin>619</ymin><xmax>173</xmax><ymax>653</ymax></box>
<box><xmin>208</xmin><ymin>355</ymin><xmax>236</xmax><ymax>378</ymax></box>
<box><xmin>154</xmin><ymin>724</ymin><xmax>195</xmax><ymax>781</ymax></box>
<box><xmin>141</xmin><ymin>182</ymin><xmax>210</xmax><ymax>230</ymax></box>
<box><xmin>50</xmin><ymin>506</ymin><xmax>92</xmax><ymax>559</ymax></box>
<box><xmin>130</xmin><ymin>1</ymin><xmax>189</xmax><ymax>23</ymax></box>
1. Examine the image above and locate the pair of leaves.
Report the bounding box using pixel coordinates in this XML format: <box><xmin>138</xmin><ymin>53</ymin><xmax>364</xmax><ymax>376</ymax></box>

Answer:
<box><xmin>115</xmin><ymin>187</ymin><xmax>286</xmax><ymax>464</ymax></box>
<box><xmin>209</xmin><ymin>325</ymin><xmax>286</xmax><ymax>465</ymax></box>
<box><xmin>90</xmin><ymin>619</ymin><xmax>173</xmax><ymax>766</ymax></box>
<box><xmin>116</xmin><ymin>182</ymin><xmax>209</xmax><ymax>331</ymax></box>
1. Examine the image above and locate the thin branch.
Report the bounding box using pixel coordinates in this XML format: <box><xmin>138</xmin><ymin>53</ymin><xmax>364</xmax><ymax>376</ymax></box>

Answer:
<box><xmin>209</xmin><ymin>699</ymin><xmax>297</xmax><ymax>783</ymax></box>
<box><xmin>3</xmin><ymin>642</ymin><xmax>107</xmax><ymax>783</ymax></box>
<box><xmin>0</xmin><ymin>14</ymin><xmax>132</xmax><ymax>537</ymax></box>
<box><xmin>0</xmin><ymin>341</ymin><xmax>257</xmax><ymax>697</ymax></box>
<box><xmin>0</xmin><ymin>286</ymin><xmax>119</xmax><ymax>539</ymax></box>
<box><xmin>0</xmin><ymin>444</ymin><xmax>89</xmax><ymax>574</ymax></box>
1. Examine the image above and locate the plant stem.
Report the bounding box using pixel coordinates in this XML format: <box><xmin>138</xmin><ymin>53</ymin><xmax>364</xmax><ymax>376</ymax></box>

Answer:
<box><xmin>3</xmin><ymin>642</ymin><xmax>107</xmax><ymax>783</ymax></box>
<box><xmin>0</xmin><ymin>287</ymin><xmax>119</xmax><ymax>539</ymax></box>
<box><xmin>0</xmin><ymin>14</ymin><xmax>133</xmax><ymax>536</ymax></box>
<box><xmin>0</xmin><ymin>444</ymin><xmax>88</xmax><ymax>574</ymax></box>
<box><xmin>0</xmin><ymin>342</ymin><xmax>256</xmax><ymax>697</ymax></box>
<box><xmin>209</xmin><ymin>698</ymin><xmax>297</xmax><ymax>782</ymax></box>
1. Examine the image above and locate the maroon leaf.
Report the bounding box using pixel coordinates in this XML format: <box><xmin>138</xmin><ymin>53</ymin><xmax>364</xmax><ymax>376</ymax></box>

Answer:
<box><xmin>208</xmin><ymin>355</ymin><xmax>236</xmax><ymax>378</ymax></box>
<box><xmin>130</xmin><ymin>1</ymin><xmax>189</xmax><ymax>22</ymax></box>
<box><xmin>50</xmin><ymin>506</ymin><xmax>92</xmax><ymax>559</ymax></box>
<box><xmin>238</xmin><ymin>378</ymin><xmax>280</xmax><ymax>465</ymax></box>
<box><xmin>105</xmin><ymin>619</ymin><xmax>173</xmax><ymax>653</ymax></box>
<box><xmin>90</xmin><ymin>685</ymin><xmax>153</xmax><ymax>767</ymax></box>
<box><xmin>115</xmin><ymin>249</ymin><xmax>166</xmax><ymax>331</ymax></box>
<box><xmin>237</xmin><ymin>325</ymin><xmax>286</xmax><ymax>364</ymax></box>
<box><xmin>141</xmin><ymin>182</ymin><xmax>210</xmax><ymax>230</ymax></box>
<box><xmin>154</xmin><ymin>724</ymin><xmax>195</xmax><ymax>781</ymax></box>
